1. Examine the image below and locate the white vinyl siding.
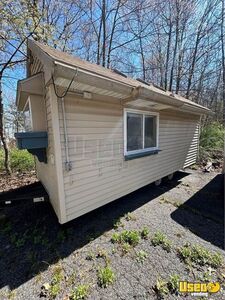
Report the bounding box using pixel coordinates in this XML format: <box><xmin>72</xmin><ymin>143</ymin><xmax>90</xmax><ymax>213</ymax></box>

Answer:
<box><xmin>35</xmin><ymin>87</ymin><xmax>60</xmax><ymax>217</ymax></box>
<box><xmin>58</xmin><ymin>95</ymin><xmax>200</xmax><ymax>223</ymax></box>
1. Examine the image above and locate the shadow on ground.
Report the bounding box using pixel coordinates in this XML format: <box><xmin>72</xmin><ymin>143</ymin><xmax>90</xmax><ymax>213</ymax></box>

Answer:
<box><xmin>0</xmin><ymin>171</ymin><xmax>188</xmax><ymax>290</ymax></box>
<box><xmin>171</xmin><ymin>173</ymin><xmax>224</xmax><ymax>249</ymax></box>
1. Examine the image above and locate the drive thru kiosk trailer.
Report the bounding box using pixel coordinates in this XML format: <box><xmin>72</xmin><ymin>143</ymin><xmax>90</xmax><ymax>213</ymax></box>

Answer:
<box><xmin>15</xmin><ymin>40</ymin><xmax>211</xmax><ymax>224</ymax></box>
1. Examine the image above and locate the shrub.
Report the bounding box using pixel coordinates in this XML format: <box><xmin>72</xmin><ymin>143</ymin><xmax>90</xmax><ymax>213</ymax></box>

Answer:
<box><xmin>97</xmin><ymin>266</ymin><xmax>115</xmax><ymax>288</ymax></box>
<box><xmin>151</xmin><ymin>231</ymin><xmax>172</xmax><ymax>252</ymax></box>
<box><xmin>200</xmin><ymin>122</ymin><xmax>224</xmax><ymax>151</ymax></box>
<box><xmin>199</xmin><ymin>122</ymin><xmax>224</xmax><ymax>164</ymax></box>
<box><xmin>0</xmin><ymin>148</ymin><xmax>35</xmax><ymax>172</ymax></box>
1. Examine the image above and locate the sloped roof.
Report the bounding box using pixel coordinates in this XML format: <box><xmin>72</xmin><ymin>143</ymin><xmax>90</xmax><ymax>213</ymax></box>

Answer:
<box><xmin>28</xmin><ymin>39</ymin><xmax>211</xmax><ymax>113</ymax></box>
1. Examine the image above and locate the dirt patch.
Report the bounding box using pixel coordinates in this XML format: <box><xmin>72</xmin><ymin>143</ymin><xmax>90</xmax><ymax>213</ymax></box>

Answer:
<box><xmin>0</xmin><ymin>171</ymin><xmax>37</xmax><ymax>193</ymax></box>
<box><xmin>0</xmin><ymin>169</ymin><xmax>224</xmax><ymax>300</ymax></box>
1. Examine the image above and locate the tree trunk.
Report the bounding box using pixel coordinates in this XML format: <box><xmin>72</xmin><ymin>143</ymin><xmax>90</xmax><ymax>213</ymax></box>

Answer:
<box><xmin>102</xmin><ymin>0</ymin><xmax>106</xmax><ymax>67</ymax></box>
<box><xmin>221</xmin><ymin>0</ymin><xmax>225</xmax><ymax>123</ymax></box>
<box><xmin>164</xmin><ymin>22</ymin><xmax>172</xmax><ymax>90</ymax></box>
<box><xmin>0</xmin><ymin>73</ymin><xmax>11</xmax><ymax>174</ymax></box>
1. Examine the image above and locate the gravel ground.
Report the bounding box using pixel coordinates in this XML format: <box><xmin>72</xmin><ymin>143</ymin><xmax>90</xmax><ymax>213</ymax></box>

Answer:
<box><xmin>0</xmin><ymin>169</ymin><xmax>224</xmax><ymax>300</ymax></box>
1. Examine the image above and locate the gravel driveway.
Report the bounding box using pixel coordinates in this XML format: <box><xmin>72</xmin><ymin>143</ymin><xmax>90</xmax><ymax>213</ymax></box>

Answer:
<box><xmin>0</xmin><ymin>169</ymin><xmax>224</xmax><ymax>300</ymax></box>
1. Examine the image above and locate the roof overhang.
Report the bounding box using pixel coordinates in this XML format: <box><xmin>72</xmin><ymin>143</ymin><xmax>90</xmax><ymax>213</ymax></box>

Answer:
<box><xmin>52</xmin><ymin>61</ymin><xmax>212</xmax><ymax>115</ymax></box>
<box><xmin>24</xmin><ymin>39</ymin><xmax>212</xmax><ymax>116</ymax></box>
<box><xmin>16</xmin><ymin>72</ymin><xmax>44</xmax><ymax>111</ymax></box>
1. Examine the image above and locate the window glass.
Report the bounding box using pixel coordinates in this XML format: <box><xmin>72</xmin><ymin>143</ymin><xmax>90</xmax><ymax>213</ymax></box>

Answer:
<box><xmin>144</xmin><ymin>115</ymin><xmax>157</xmax><ymax>148</ymax></box>
<box><xmin>127</xmin><ymin>113</ymin><xmax>143</xmax><ymax>151</ymax></box>
<box><xmin>24</xmin><ymin>104</ymin><xmax>32</xmax><ymax>132</ymax></box>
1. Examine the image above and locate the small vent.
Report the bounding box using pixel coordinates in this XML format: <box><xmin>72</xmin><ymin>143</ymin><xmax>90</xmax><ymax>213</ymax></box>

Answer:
<box><xmin>112</xmin><ymin>68</ymin><xmax>127</xmax><ymax>78</ymax></box>
<box><xmin>136</xmin><ymin>78</ymin><xmax>150</xmax><ymax>86</ymax></box>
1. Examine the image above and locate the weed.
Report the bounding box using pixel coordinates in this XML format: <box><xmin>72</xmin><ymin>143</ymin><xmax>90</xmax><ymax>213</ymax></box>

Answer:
<box><xmin>1</xmin><ymin>221</ymin><xmax>12</xmax><ymax>234</ymax></box>
<box><xmin>159</xmin><ymin>197</ymin><xmax>171</xmax><ymax>204</ymax></box>
<box><xmin>211</xmin><ymin>252</ymin><xmax>223</xmax><ymax>268</ymax></box>
<box><xmin>111</xmin><ymin>247</ymin><xmax>116</xmax><ymax>254</ymax></box>
<box><xmin>97</xmin><ymin>266</ymin><xmax>115</xmax><ymax>288</ymax></box>
<box><xmin>67</xmin><ymin>271</ymin><xmax>76</xmax><ymax>285</ymax></box>
<box><xmin>174</xmin><ymin>201</ymin><xmax>182</xmax><ymax>207</ymax></box>
<box><xmin>201</xmin><ymin>270</ymin><xmax>213</xmax><ymax>282</ymax></box>
<box><xmin>6</xmin><ymin>290</ymin><xmax>16</xmax><ymax>300</ymax></box>
<box><xmin>124</xmin><ymin>212</ymin><xmax>136</xmax><ymax>221</ymax></box>
<box><xmin>50</xmin><ymin>284</ymin><xmax>60</xmax><ymax>298</ymax></box>
<box><xmin>49</xmin><ymin>265</ymin><xmax>64</xmax><ymax>298</ymax></box>
<box><xmin>113</xmin><ymin>218</ymin><xmax>124</xmax><ymax>230</ymax></box>
<box><xmin>151</xmin><ymin>232</ymin><xmax>172</xmax><ymax>252</ymax></box>
<box><xmin>111</xmin><ymin>230</ymin><xmax>140</xmax><ymax>246</ymax></box>
<box><xmin>111</xmin><ymin>232</ymin><xmax>120</xmax><ymax>243</ymax></box>
<box><xmin>70</xmin><ymin>284</ymin><xmax>89</xmax><ymax>300</ymax></box>
<box><xmin>15</xmin><ymin>237</ymin><xmax>26</xmax><ymax>248</ymax></box>
<box><xmin>153</xmin><ymin>277</ymin><xmax>169</xmax><ymax>298</ymax></box>
<box><xmin>86</xmin><ymin>251</ymin><xmax>95</xmax><ymax>261</ymax></box>
<box><xmin>97</xmin><ymin>249</ymin><xmax>110</xmax><ymax>263</ymax></box>
<box><xmin>159</xmin><ymin>196</ymin><xmax>182</xmax><ymax>207</ymax></box>
<box><xmin>178</xmin><ymin>244</ymin><xmax>223</xmax><ymax>268</ymax></box>
<box><xmin>167</xmin><ymin>274</ymin><xmax>180</xmax><ymax>293</ymax></box>
<box><xmin>176</xmin><ymin>232</ymin><xmax>182</xmax><ymax>238</ymax></box>
<box><xmin>136</xmin><ymin>250</ymin><xmax>148</xmax><ymax>263</ymax></box>
<box><xmin>140</xmin><ymin>227</ymin><xmax>149</xmax><ymax>239</ymax></box>
<box><xmin>121</xmin><ymin>242</ymin><xmax>132</xmax><ymax>254</ymax></box>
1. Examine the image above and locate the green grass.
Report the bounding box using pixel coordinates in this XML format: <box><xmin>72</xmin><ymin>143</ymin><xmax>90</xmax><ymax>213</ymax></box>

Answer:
<box><xmin>151</xmin><ymin>231</ymin><xmax>172</xmax><ymax>252</ymax></box>
<box><xmin>97</xmin><ymin>266</ymin><xmax>115</xmax><ymax>288</ymax></box>
<box><xmin>0</xmin><ymin>148</ymin><xmax>35</xmax><ymax>172</ymax></box>
<box><xmin>178</xmin><ymin>243</ymin><xmax>223</xmax><ymax>268</ymax></box>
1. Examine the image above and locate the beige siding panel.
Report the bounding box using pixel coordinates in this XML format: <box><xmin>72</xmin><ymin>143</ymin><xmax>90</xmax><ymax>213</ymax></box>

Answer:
<box><xmin>35</xmin><ymin>87</ymin><xmax>60</xmax><ymax>217</ymax></box>
<box><xmin>183</xmin><ymin>122</ymin><xmax>200</xmax><ymax>168</ymax></box>
<box><xmin>30</xmin><ymin>56</ymin><xmax>43</xmax><ymax>75</ymax></box>
<box><xmin>59</xmin><ymin>97</ymin><xmax>200</xmax><ymax>222</ymax></box>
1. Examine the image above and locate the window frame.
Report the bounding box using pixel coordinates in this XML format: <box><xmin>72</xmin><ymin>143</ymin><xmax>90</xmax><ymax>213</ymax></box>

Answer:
<box><xmin>124</xmin><ymin>108</ymin><xmax>159</xmax><ymax>156</ymax></box>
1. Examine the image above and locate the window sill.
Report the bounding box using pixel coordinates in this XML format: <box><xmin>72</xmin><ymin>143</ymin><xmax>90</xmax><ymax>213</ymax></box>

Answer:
<box><xmin>124</xmin><ymin>149</ymin><xmax>161</xmax><ymax>161</ymax></box>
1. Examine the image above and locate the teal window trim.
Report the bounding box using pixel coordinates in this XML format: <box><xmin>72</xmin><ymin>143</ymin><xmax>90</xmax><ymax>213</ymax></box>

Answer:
<box><xmin>124</xmin><ymin>149</ymin><xmax>161</xmax><ymax>161</ymax></box>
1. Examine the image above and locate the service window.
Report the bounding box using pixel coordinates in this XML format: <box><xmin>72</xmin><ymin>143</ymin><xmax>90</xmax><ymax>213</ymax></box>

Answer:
<box><xmin>124</xmin><ymin>109</ymin><xmax>159</xmax><ymax>157</ymax></box>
